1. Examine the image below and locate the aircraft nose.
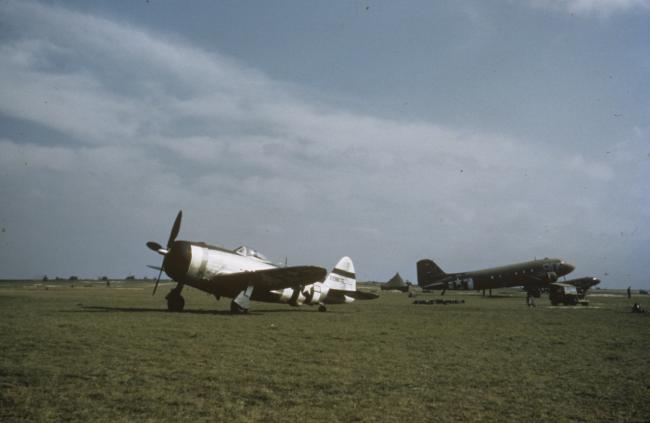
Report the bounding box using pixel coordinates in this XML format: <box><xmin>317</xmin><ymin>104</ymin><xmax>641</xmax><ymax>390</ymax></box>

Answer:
<box><xmin>164</xmin><ymin>241</ymin><xmax>191</xmax><ymax>281</ymax></box>
<box><xmin>561</xmin><ymin>262</ymin><xmax>575</xmax><ymax>275</ymax></box>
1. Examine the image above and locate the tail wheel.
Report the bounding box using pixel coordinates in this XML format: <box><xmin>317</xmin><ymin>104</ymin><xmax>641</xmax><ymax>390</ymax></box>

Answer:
<box><xmin>318</xmin><ymin>305</ymin><xmax>327</xmax><ymax>312</ymax></box>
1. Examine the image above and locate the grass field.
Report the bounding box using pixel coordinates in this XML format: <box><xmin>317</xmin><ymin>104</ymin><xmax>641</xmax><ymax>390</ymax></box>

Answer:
<box><xmin>1</xmin><ymin>281</ymin><xmax>648</xmax><ymax>422</ymax></box>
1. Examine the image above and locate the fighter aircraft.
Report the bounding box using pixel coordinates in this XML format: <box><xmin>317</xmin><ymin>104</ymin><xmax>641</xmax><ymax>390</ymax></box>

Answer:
<box><xmin>417</xmin><ymin>257</ymin><xmax>575</xmax><ymax>296</ymax></box>
<box><xmin>146</xmin><ymin>211</ymin><xmax>377</xmax><ymax>313</ymax></box>
<box><xmin>380</xmin><ymin>272</ymin><xmax>411</xmax><ymax>292</ymax></box>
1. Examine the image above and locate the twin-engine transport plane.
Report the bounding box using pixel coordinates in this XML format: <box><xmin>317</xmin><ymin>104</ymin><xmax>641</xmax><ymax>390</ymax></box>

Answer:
<box><xmin>146</xmin><ymin>211</ymin><xmax>378</xmax><ymax>313</ymax></box>
<box><xmin>417</xmin><ymin>257</ymin><xmax>575</xmax><ymax>296</ymax></box>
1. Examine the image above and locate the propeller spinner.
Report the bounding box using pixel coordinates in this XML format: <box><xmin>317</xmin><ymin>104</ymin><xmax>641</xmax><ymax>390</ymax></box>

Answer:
<box><xmin>146</xmin><ymin>210</ymin><xmax>182</xmax><ymax>295</ymax></box>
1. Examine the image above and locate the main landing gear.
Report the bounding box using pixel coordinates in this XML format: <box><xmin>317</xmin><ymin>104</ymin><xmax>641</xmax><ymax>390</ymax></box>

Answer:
<box><xmin>230</xmin><ymin>299</ymin><xmax>249</xmax><ymax>314</ymax></box>
<box><xmin>165</xmin><ymin>287</ymin><xmax>185</xmax><ymax>312</ymax></box>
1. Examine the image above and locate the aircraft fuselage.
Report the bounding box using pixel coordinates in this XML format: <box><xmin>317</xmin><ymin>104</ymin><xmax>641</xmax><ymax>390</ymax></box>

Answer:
<box><xmin>418</xmin><ymin>257</ymin><xmax>575</xmax><ymax>292</ymax></box>
<box><xmin>162</xmin><ymin>240</ymin><xmax>356</xmax><ymax>306</ymax></box>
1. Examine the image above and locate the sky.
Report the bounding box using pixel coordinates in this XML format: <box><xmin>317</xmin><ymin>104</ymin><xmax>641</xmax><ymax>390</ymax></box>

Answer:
<box><xmin>0</xmin><ymin>0</ymin><xmax>648</xmax><ymax>288</ymax></box>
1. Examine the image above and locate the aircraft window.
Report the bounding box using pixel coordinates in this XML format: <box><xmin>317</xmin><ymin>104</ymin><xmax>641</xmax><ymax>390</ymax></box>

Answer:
<box><xmin>498</xmin><ymin>274</ymin><xmax>502</xmax><ymax>278</ymax></box>
<box><xmin>515</xmin><ymin>272</ymin><xmax>518</xmax><ymax>276</ymax></box>
<box><xmin>490</xmin><ymin>275</ymin><xmax>494</xmax><ymax>280</ymax></box>
<box><xmin>522</xmin><ymin>270</ymin><xmax>526</xmax><ymax>274</ymax></box>
<box><xmin>233</xmin><ymin>246</ymin><xmax>268</xmax><ymax>261</ymax></box>
<box><xmin>251</xmin><ymin>250</ymin><xmax>269</xmax><ymax>260</ymax></box>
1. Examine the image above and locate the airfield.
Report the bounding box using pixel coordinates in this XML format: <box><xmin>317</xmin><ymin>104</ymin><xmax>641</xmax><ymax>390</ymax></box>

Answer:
<box><xmin>1</xmin><ymin>280</ymin><xmax>648</xmax><ymax>422</ymax></box>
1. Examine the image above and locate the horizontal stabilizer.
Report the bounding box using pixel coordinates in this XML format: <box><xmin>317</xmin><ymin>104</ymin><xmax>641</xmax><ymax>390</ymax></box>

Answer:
<box><xmin>421</xmin><ymin>280</ymin><xmax>449</xmax><ymax>290</ymax></box>
<box><xmin>325</xmin><ymin>288</ymin><xmax>379</xmax><ymax>303</ymax></box>
<box><xmin>344</xmin><ymin>290</ymin><xmax>379</xmax><ymax>300</ymax></box>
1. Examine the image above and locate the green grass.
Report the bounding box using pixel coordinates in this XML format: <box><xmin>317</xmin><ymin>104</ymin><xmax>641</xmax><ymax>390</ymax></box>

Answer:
<box><xmin>1</xmin><ymin>281</ymin><xmax>649</xmax><ymax>422</ymax></box>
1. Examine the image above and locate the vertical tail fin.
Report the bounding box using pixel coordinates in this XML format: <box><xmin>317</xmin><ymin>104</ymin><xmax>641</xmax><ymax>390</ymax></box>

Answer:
<box><xmin>417</xmin><ymin>259</ymin><xmax>447</xmax><ymax>287</ymax></box>
<box><xmin>324</xmin><ymin>256</ymin><xmax>356</xmax><ymax>292</ymax></box>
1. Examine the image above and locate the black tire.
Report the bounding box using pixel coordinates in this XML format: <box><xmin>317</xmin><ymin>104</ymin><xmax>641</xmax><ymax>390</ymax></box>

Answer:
<box><xmin>230</xmin><ymin>300</ymin><xmax>248</xmax><ymax>314</ymax></box>
<box><xmin>167</xmin><ymin>292</ymin><xmax>185</xmax><ymax>312</ymax></box>
<box><xmin>318</xmin><ymin>305</ymin><xmax>327</xmax><ymax>312</ymax></box>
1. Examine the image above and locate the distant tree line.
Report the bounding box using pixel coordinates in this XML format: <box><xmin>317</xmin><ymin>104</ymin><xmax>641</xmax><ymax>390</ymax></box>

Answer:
<box><xmin>40</xmin><ymin>274</ymin><xmax>152</xmax><ymax>281</ymax></box>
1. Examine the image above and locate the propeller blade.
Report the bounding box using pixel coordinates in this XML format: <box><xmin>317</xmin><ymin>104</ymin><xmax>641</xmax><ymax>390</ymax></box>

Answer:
<box><xmin>153</xmin><ymin>266</ymin><xmax>163</xmax><ymax>296</ymax></box>
<box><xmin>167</xmin><ymin>210</ymin><xmax>182</xmax><ymax>249</ymax></box>
<box><xmin>146</xmin><ymin>241</ymin><xmax>163</xmax><ymax>252</ymax></box>
<box><xmin>146</xmin><ymin>265</ymin><xmax>162</xmax><ymax>271</ymax></box>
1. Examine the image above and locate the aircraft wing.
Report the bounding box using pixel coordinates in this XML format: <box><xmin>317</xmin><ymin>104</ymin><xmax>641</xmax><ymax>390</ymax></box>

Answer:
<box><xmin>524</xmin><ymin>272</ymin><xmax>556</xmax><ymax>285</ymax></box>
<box><xmin>209</xmin><ymin>266</ymin><xmax>327</xmax><ymax>292</ymax></box>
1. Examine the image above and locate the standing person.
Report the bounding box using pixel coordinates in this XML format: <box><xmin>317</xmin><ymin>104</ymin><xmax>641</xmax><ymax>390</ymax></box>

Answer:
<box><xmin>527</xmin><ymin>292</ymin><xmax>535</xmax><ymax>307</ymax></box>
<box><xmin>627</xmin><ymin>286</ymin><xmax>632</xmax><ymax>299</ymax></box>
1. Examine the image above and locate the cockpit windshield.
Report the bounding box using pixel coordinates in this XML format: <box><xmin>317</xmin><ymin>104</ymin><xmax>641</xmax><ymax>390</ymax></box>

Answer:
<box><xmin>233</xmin><ymin>245</ymin><xmax>269</xmax><ymax>261</ymax></box>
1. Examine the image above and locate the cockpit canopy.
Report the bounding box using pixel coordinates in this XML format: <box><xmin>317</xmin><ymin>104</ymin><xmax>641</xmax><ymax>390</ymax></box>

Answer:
<box><xmin>233</xmin><ymin>245</ymin><xmax>270</xmax><ymax>262</ymax></box>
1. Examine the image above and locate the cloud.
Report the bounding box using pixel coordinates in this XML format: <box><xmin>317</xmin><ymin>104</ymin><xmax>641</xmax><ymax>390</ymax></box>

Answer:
<box><xmin>528</xmin><ymin>0</ymin><xmax>650</xmax><ymax>16</ymax></box>
<box><xmin>0</xmin><ymin>1</ymin><xmax>647</xmax><ymax>286</ymax></box>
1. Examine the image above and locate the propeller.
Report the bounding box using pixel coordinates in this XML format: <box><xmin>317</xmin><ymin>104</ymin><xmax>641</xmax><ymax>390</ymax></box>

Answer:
<box><xmin>152</xmin><ymin>267</ymin><xmax>164</xmax><ymax>296</ymax></box>
<box><xmin>167</xmin><ymin>210</ymin><xmax>182</xmax><ymax>249</ymax></box>
<box><xmin>146</xmin><ymin>210</ymin><xmax>182</xmax><ymax>295</ymax></box>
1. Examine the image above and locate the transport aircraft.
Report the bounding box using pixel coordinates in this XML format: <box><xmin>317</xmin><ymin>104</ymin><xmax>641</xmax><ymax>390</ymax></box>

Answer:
<box><xmin>146</xmin><ymin>211</ymin><xmax>377</xmax><ymax>313</ymax></box>
<box><xmin>380</xmin><ymin>273</ymin><xmax>411</xmax><ymax>292</ymax></box>
<box><xmin>417</xmin><ymin>257</ymin><xmax>575</xmax><ymax>296</ymax></box>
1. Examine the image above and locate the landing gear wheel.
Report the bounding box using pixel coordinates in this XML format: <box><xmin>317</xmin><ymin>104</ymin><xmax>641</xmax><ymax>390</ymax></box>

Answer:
<box><xmin>166</xmin><ymin>289</ymin><xmax>185</xmax><ymax>312</ymax></box>
<box><xmin>318</xmin><ymin>305</ymin><xmax>327</xmax><ymax>312</ymax></box>
<box><xmin>230</xmin><ymin>300</ymin><xmax>248</xmax><ymax>314</ymax></box>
